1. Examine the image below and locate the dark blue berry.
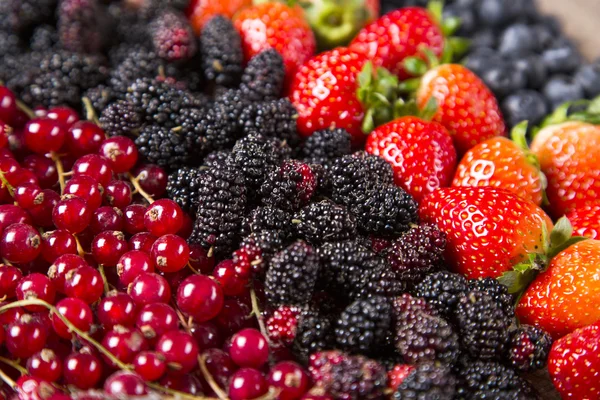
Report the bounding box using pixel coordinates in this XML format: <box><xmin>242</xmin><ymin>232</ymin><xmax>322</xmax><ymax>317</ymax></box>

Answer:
<box><xmin>543</xmin><ymin>76</ymin><xmax>585</xmax><ymax>109</ymax></box>
<box><xmin>513</xmin><ymin>55</ymin><xmax>548</xmax><ymax>90</ymax></box>
<box><xmin>574</xmin><ymin>62</ymin><xmax>600</xmax><ymax>99</ymax></box>
<box><xmin>498</xmin><ymin>23</ymin><xmax>539</xmax><ymax>56</ymax></box>
<box><xmin>541</xmin><ymin>38</ymin><xmax>582</xmax><ymax>74</ymax></box>
<box><xmin>501</xmin><ymin>90</ymin><xmax>549</xmax><ymax>128</ymax></box>
<box><xmin>480</xmin><ymin>62</ymin><xmax>527</xmax><ymax>99</ymax></box>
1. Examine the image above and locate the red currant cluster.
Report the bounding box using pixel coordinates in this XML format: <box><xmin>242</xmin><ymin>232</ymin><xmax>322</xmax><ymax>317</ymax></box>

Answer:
<box><xmin>0</xmin><ymin>86</ymin><xmax>313</xmax><ymax>400</ymax></box>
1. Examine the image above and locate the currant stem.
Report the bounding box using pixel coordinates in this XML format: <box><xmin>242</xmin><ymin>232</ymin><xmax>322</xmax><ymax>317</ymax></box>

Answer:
<box><xmin>127</xmin><ymin>172</ymin><xmax>155</xmax><ymax>204</ymax></box>
<box><xmin>0</xmin><ymin>355</ymin><xmax>27</xmax><ymax>375</ymax></box>
<box><xmin>250</xmin><ymin>287</ymin><xmax>268</xmax><ymax>338</ymax></box>
<box><xmin>0</xmin><ymin>170</ymin><xmax>15</xmax><ymax>198</ymax></box>
<box><xmin>15</xmin><ymin>99</ymin><xmax>35</xmax><ymax>119</ymax></box>
<box><xmin>50</xmin><ymin>152</ymin><xmax>66</xmax><ymax>194</ymax></box>
<box><xmin>172</xmin><ymin>303</ymin><xmax>191</xmax><ymax>333</ymax></box>
<box><xmin>81</xmin><ymin>97</ymin><xmax>100</xmax><ymax>126</ymax></box>
<box><xmin>198</xmin><ymin>353</ymin><xmax>229</xmax><ymax>400</ymax></box>
<box><xmin>98</xmin><ymin>264</ymin><xmax>110</xmax><ymax>294</ymax></box>
<box><xmin>0</xmin><ymin>366</ymin><xmax>17</xmax><ymax>391</ymax></box>
<box><xmin>147</xmin><ymin>381</ymin><xmax>218</xmax><ymax>400</ymax></box>
<box><xmin>74</xmin><ymin>235</ymin><xmax>86</xmax><ymax>257</ymax></box>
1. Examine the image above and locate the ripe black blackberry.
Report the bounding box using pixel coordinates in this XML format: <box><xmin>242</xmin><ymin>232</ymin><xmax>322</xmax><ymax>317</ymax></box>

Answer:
<box><xmin>293</xmin><ymin>200</ymin><xmax>357</xmax><ymax>245</ymax></box>
<box><xmin>150</xmin><ymin>9</ymin><xmax>197</xmax><ymax>62</ymax></box>
<box><xmin>239</xmin><ymin>98</ymin><xmax>300</xmax><ymax>146</ymax></box>
<box><xmin>189</xmin><ymin>163</ymin><xmax>247</xmax><ymax>257</ymax></box>
<box><xmin>200</xmin><ymin>15</ymin><xmax>243</xmax><ymax>87</ymax></box>
<box><xmin>166</xmin><ymin>167</ymin><xmax>204</xmax><ymax>214</ymax></box>
<box><xmin>83</xmin><ymin>85</ymin><xmax>114</xmax><ymax>114</ymax></box>
<box><xmin>350</xmin><ymin>258</ymin><xmax>406</xmax><ymax>301</ymax></box>
<box><xmin>240</xmin><ymin>229</ymin><xmax>287</xmax><ymax>266</ymax></box>
<box><xmin>108</xmin><ymin>4</ymin><xmax>151</xmax><ymax>47</ymax></box>
<box><xmin>309</xmin><ymin>351</ymin><xmax>387</xmax><ymax>400</ymax></box>
<box><xmin>293</xmin><ymin>308</ymin><xmax>335</xmax><ymax>363</ymax></box>
<box><xmin>301</xmin><ymin>128</ymin><xmax>353</xmax><ymax>166</ymax></box>
<box><xmin>261</xmin><ymin>160</ymin><xmax>318</xmax><ymax>211</ymax></box>
<box><xmin>241</xmin><ymin>207</ymin><xmax>293</xmax><ymax>238</ymax></box>
<box><xmin>239</xmin><ymin>49</ymin><xmax>286</xmax><ymax>101</ymax></box>
<box><xmin>202</xmin><ymin>150</ymin><xmax>231</xmax><ymax>168</ymax></box>
<box><xmin>507</xmin><ymin>325</ymin><xmax>553</xmax><ymax>373</ymax></box>
<box><xmin>30</xmin><ymin>25</ymin><xmax>59</xmax><ymax>52</ymax></box>
<box><xmin>0</xmin><ymin>0</ymin><xmax>57</xmax><ymax>34</ymax></box>
<box><xmin>468</xmin><ymin>278</ymin><xmax>515</xmax><ymax>320</ymax></box>
<box><xmin>335</xmin><ymin>296</ymin><xmax>392</xmax><ymax>355</ymax></box>
<box><xmin>57</xmin><ymin>0</ymin><xmax>106</xmax><ymax>53</ymax></box>
<box><xmin>99</xmin><ymin>101</ymin><xmax>142</xmax><ymax>137</ymax></box>
<box><xmin>413</xmin><ymin>271</ymin><xmax>468</xmax><ymax>318</ymax></box>
<box><xmin>265</xmin><ymin>241</ymin><xmax>320</xmax><ymax>307</ymax></box>
<box><xmin>354</xmin><ymin>184</ymin><xmax>419</xmax><ymax>237</ymax></box>
<box><xmin>317</xmin><ymin>239</ymin><xmax>377</xmax><ymax>294</ymax></box>
<box><xmin>386</xmin><ymin>223</ymin><xmax>447</xmax><ymax>286</ymax></box>
<box><xmin>135</xmin><ymin>124</ymin><xmax>198</xmax><ymax>170</ymax></box>
<box><xmin>454</xmin><ymin>290</ymin><xmax>512</xmax><ymax>360</ymax></box>
<box><xmin>393</xmin><ymin>363</ymin><xmax>456</xmax><ymax>400</ymax></box>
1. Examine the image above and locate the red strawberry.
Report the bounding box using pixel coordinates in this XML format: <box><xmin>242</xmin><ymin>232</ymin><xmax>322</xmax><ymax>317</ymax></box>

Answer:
<box><xmin>565</xmin><ymin>203</ymin><xmax>600</xmax><ymax>239</ymax></box>
<box><xmin>186</xmin><ymin>0</ymin><xmax>252</xmax><ymax>34</ymax></box>
<box><xmin>349</xmin><ymin>7</ymin><xmax>444</xmax><ymax>79</ymax></box>
<box><xmin>416</xmin><ymin>64</ymin><xmax>507</xmax><ymax>155</ymax></box>
<box><xmin>452</xmin><ymin>122</ymin><xmax>545</xmax><ymax>206</ymax></box>
<box><xmin>233</xmin><ymin>3</ymin><xmax>316</xmax><ymax>81</ymax></box>
<box><xmin>516</xmin><ymin>239</ymin><xmax>600</xmax><ymax>339</ymax></box>
<box><xmin>419</xmin><ymin>187</ymin><xmax>553</xmax><ymax>279</ymax></box>
<box><xmin>365</xmin><ymin>116</ymin><xmax>457</xmax><ymax>203</ymax></box>
<box><xmin>548</xmin><ymin>321</ymin><xmax>600</xmax><ymax>399</ymax></box>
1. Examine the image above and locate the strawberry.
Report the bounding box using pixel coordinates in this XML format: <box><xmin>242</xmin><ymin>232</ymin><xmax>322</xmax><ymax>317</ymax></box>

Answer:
<box><xmin>349</xmin><ymin>7</ymin><xmax>444</xmax><ymax>79</ymax></box>
<box><xmin>565</xmin><ymin>203</ymin><xmax>600</xmax><ymax>239</ymax></box>
<box><xmin>365</xmin><ymin>116</ymin><xmax>457</xmax><ymax>203</ymax></box>
<box><xmin>548</xmin><ymin>322</ymin><xmax>600</xmax><ymax>399</ymax></box>
<box><xmin>419</xmin><ymin>187</ymin><xmax>553</xmax><ymax>279</ymax></box>
<box><xmin>186</xmin><ymin>0</ymin><xmax>252</xmax><ymax>34</ymax></box>
<box><xmin>416</xmin><ymin>64</ymin><xmax>507</xmax><ymax>155</ymax></box>
<box><xmin>516</xmin><ymin>238</ymin><xmax>600</xmax><ymax>339</ymax></box>
<box><xmin>233</xmin><ymin>2</ymin><xmax>316</xmax><ymax>81</ymax></box>
<box><xmin>452</xmin><ymin>122</ymin><xmax>545</xmax><ymax>206</ymax></box>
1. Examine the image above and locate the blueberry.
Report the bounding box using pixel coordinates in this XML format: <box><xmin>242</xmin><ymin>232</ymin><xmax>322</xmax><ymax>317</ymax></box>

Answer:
<box><xmin>530</xmin><ymin>24</ymin><xmax>556</xmax><ymax>50</ymax></box>
<box><xmin>463</xmin><ymin>48</ymin><xmax>503</xmax><ymax>76</ymax></box>
<box><xmin>574</xmin><ymin>63</ymin><xmax>600</xmax><ymax>99</ymax></box>
<box><xmin>513</xmin><ymin>55</ymin><xmax>548</xmax><ymax>90</ymax></box>
<box><xmin>477</xmin><ymin>0</ymin><xmax>533</xmax><ymax>28</ymax></box>
<box><xmin>542</xmin><ymin>38</ymin><xmax>582</xmax><ymax>74</ymax></box>
<box><xmin>470</xmin><ymin>29</ymin><xmax>497</xmax><ymax>50</ymax></box>
<box><xmin>455</xmin><ymin>0</ymin><xmax>476</xmax><ymax>6</ymax></box>
<box><xmin>498</xmin><ymin>23</ymin><xmax>538</xmax><ymax>56</ymax></box>
<box><xmin>443</xmin><ymin>5</ymin><xmax>476</xmax><ymax>35</ymax></box>
<box><xmin>501</xmin><ymin>90</ymin><xmax>549</xmax><ymax>128</ymax></box>
<box><xmin>543</xmin><ymin>76</ymin><xmax>584</xmax><ymax>109</ymax></box>
<box><xmin>480</xmin><ymin>62</ymin><xmax>527</xmax><ymax>99</ymax></box>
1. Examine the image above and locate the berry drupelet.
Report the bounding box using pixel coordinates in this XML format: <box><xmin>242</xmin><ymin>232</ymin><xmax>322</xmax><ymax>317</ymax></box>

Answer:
<box><xmin>241</xmin><ymin>206</ymin><xmax>293</xmax><ymax>238</ymax></box>
<box><xmin>239</xmin><ymin>49</ymin><xmax>286</xmax><ymax>101</ymax></box>
<box><xmin>392</xmin><ymin>362</ymin><xmax>457</xmax><ymax>400</ymax></box>
<box><xmin>301</xmin><ymin>128</ymin><xmax>353</xmax><ymax>166</ymax></box>
<box><xmin>200</xmin><ymin>15</ymin><xmax>243</xmax><ymax>87</ymax></box>
<box><xmin>57</xmin><ymin>0</ymin><xmax>106</xmax><ymax>54</ymax></box>
<box><xmin>99</xmin><ymin>101</ymin><xmax>142</xmax><ymax>138</ymax></box>
<box><xmin>149</xmin><ymin>9</ymin><xmax>197</xmax><ymax>62</ymax></box>
<box><xmin>507</xmin><ymin>325</ymin><xmax>553</xmax><ymax>373</ymax></box>
<box><xmin>413</xmin><ymin>271</ymin><xmax>468</xmax><ymax>318</ymax></box>
<box><xmin>293</xmin><ymin>200</ymin><xmax>357</xmax><ymax>245</ymax></box>
<box><xmin>166</xmin><ymin>166</ymin><xmax>204</xmax><ymax>214</ymax></box>
<box><xmin>293</xmin><ymin>307</ymin><xmax>335</xmax><ymax>363</ymax></box>
<box><xmin>135</xmin><ymin>124</ymin><xmax>197</xmax><ymax>170</ymax></box>
<box><xmin>261</xmin><ymin>160</ymin><xmax>318</xmax><ymax>211</ymax></box>
<box><xmin>468</xmin><ymin>277</ymin><xmax>515</xmax><ymax>320</ymax></box>
<box><xmin>83</xmin><ymin>85</ymin><xmax>114</xmax><ymax>114</ymax></box>
<box><xmin>239</xmin><ymin>98</ymin><xmax>300</xmax><ymax>146</ymax></box>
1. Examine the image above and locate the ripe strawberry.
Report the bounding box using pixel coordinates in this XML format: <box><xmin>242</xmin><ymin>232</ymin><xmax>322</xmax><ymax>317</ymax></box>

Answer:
<box><xmin>531</xmin><ymin>121</ymin><xmax>600</xmax><ymax>218</ymax></box>
<box><xmin>452</xmin><ymin>122</ymin><xmax>545</xmax><ymax>206</ymax></box>
<box><xmin>365</xmin><ymin>116</ymin><xmax>457</xmax><ymax>203</ymax></box>
<box><xmin>349</xmin><ymin>7</ymin><xmax>444</xmax><ymax>79</ymax></box>
<box><xmin>565</xmin><ymin>204</ymin><xmax>600</xmax><ymax>239</ymax></box>
<box><xmin>548</xmin><ymin>321</ymin><xmax>600</xmax><ymax>399</ymax></box>
<box><xmin>419</xmin><ymin>187</ymin><xmax>553</xmax><ymax>279</ymax></box>
<box><xmin>186</xmin><ymin>0</ymin><xmax>252</xmax><ymax>34</ymax></box>
<box><xmin>233</xmin><ymin>3</ymin><xmax>316</xmax><ymax>80</ymax></box>
<box><xmin>416</xmin><ymin>64</ymin><xmax>507</xmax><ymax>155</ymax></box>
<box><xmin>516</xmin><ymin>239</ymin><xmax>600</xmax><ymax>339</ymax></box>
<box><xmin>290</xmin><ymin>47</ymin><xmax>367</xmax><ymax>143</ymax></box>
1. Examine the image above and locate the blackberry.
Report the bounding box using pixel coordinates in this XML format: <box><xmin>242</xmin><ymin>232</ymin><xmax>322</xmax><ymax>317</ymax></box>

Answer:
<box><xmin>393</xmin><ymin>362</ymin><xmax>456</xmax><ymax>400</ymax></box>
<box><xmin>261</xmin><ymin>161</ymin><xmax>318</xmax><ymax>211</ymax></box>
<box><xmin>386</xmin><ymin>224</ymin><xmax>447</xmax><ymax>287</ymax></box>
<box><xmin>83</xmin><ymin>85</ymin><xmax>114</xmax><ymax>114</ymax></box>
<box><xmin>200</xmin><ymin>15</ymin><xmax>243</xmax><ymax>87</ymax></box>
<box><xmin>202</xmin><ymin>150</ymin><xmax>231</xmax><ymax>168</ymax></box>
<box><xmin>335</xmin><ymin>296</ymin><xmax>392</xmax><ymax>355</ymax></box>
<box><xmin>468</xmin><ymin>278</ymin><xmax>514</xmax><ymax>320</ymax></box>
<box><xmin>239</xmin><ymin>49</ymin><xmax>286</xmax><ymax>101</ymax></box>
<box><xmin>413</xmin><ymin>271</ymin><xmax>468</xmax><ymax>318</ymax></box>
<box><xmin>150</xmin><ymin>9</ymin><xmax>197</xmax><ymax>62</ymax></box>
<box><xmin>108</xmin><ymin>4</ymin><xmax>151</xmax><ymax>47</ymax></box>
<box><xmin>301</xmin><ymin>128</ymin><xmax>352</xmax><ymax>166</ymax></box>
<box><xmin>265</xmin><ymin>241</ymin><xmax>320</xmax><ymax>307</ymax></box>
<box><xmin>293</xmin><ymin>200</ymin><xmax>357</xmax><ymax>245</ymax></box>
<box><xmin>309</xmin><ymin>351</ymin><xmax>387</xmax><ymax>400</ymax></box>
<box><xmin>0</xmin><ymin>31</ymin><xmax>20</xmax><ymax>57</ymax></box>
<box><xmin>29</xmin><ymin>25</ymin><xmax>59</xmax><ymax>51</ymax></box>
<box><xmin>354</xmin><ymin>184</ymin><xmax>418</xmax><ymax>237</ymax></box>
<box><xmin>507</xmin><ymin>325</ymin><xmax>553</xmax><ymax>373</ymax></box>
<box><xmin>99</xmin><ymin>101</ymin><xmax>142</xmax><ymax>137</ymax></box>
<box><xmin>239</xmin><ymin>229</ymin><xmax>287</xmax><ymax>274</ymax></box>
<box><xmin>350</xmin><ymin>258</ymin><xmax>406</xmax><ymax>301</ymax></box>
<box><xmin>293</xmin><ymin>308</ymin><xmax>335</xmax><ymax>363</ymax></box>
<box><xmin>0</xmin><ymin>0</ymin><xmax>57</xmax><ymax>34</ymax></box>
<box><xmin>135</xmin><ymin>124</ymin><xmax>197</xmax><ymax>169</ymax></box>
<box><xmin>239</xmin><ymin>99</ymin><xmax>300</xmax><ymax>146</ymax></box>
<box><xmin>189</xmin><ymin>163</ymin><xmax>247</xmax><ymax>256</ymax></box>
<box><xmin>57</xmin><ymin>0</ymin><xmax>106</xmax><ymax>53</ymax></box>
<box><xmin>241</xmin><ymin>207</ymin><xmax>293</xmax><ymax>237</ymax></box>
<box><xmin>454</xmin><ymin>290</ymin><xmax>511</xmax><ymax>360</ymax></box>
<box><xmin>166</xmin><ymin>167</ymin><xmax>204</xmax><ymax>214</ymax></box>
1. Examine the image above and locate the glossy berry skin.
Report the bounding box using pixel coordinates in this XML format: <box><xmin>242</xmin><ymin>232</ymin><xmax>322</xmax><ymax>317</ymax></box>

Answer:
<box><xmin>27</xmin><ymin>349</ymin><xmax>63</xmax><ymax>382</ymax></box>
<box><xmin>548</xmin><ymin>321</ymin><xmax>600</xmax><ymax>400</ymax></box>
<box><xmin>190</xmin><ymin>321</ymin><xmax>222</xmax><ymax>351</ymax></box>
<box><xmin>517</xmin><ymin>240</ymin><xmax>600</xmax><ymax>339</ymax></box>
<box><xmin>99</xmin><ymin>136</ymin><xmax>139</xmax><ymax>174</ymax></box>
<box><xmin>63</xmin><ymin>352</ymin><xmax>103</xmax><ymax>390</ymax></box>
<box><xmin>23</xmin><ymin>118</ymin><xmax>66</xmax><ymax>154</ymax></box>
<box><xmin>90</xmin><ymin>206</ymin><xmax>124</xmax><ymax>234</ymax></box>
<box><xmin>47</xmin><ymin>254</ymin><xmax>88</xmax><ymax>293</ymax></box>
<box><xmin>0</xmin><ymin>204</ymin><xmax>32</xmax><ymax>234</ymax></box>
<box><xmin>350</xmin><ymin>7</ymin><xmax>444</xmax><ymax>79</ymax></box>
<box><xmin>104</xmin><ymin>371</ymin><xmax>148</xmax><ymax>397</ymax></box>
<box><xmin>419</xmin><ymin>187</ymin><xmax>553</xmax><ymax>279</ymax></box>
<box><xmin>366</xmin><ymin>116</ymin><xmax>457</xmax><ymax>203</ymax></box>
<box><xmin>233</xmin><ymin>3</ymin><xmax>316</xmax><ymax>79</ymax></box>
<box><xmin>144</xmin><ymin>199</ymin><xmax>184</xmax><ymax>236</ymax></box>
<box><xmin>135</xmin><ymin>303</ymin><xmax>178</xmax><ymax>342</ymax></box>
<box><xmin>531</xmin><ymin>122</ymin><xmax>600</xmax><ymax>218</ymax></box>
<box><xmin>52</xmin><ymin>297</ymin><xmax>94</xmax><ymax>339</ymax></box>
<box><xmin>64</xmin><ymin>175</ymin><xmax>103</xmax><ymax>211</ymax></box>
<box><xmin>104</xmin><ymin>180</ymin><xmax>132</xmax><ymax>209</ymax></box>
<box><xmin>28</xmin><ymin>189</ymin><xmax>60</xmax><ymax>228</ymax></box>
<box><xmin>290</xmin><ymin>48</ymin><xmax>367</xmax><ymax>144</ymax></box>
<box><xmin>1</xmin><ymin>223</ymin><xmax>42</xmax><ymax>263</ymax></box>
<box><xmin>177</xmin><ymin>274</ymin><xmax>224</xmax><ymax>322</ymax></box>
<box><xmin>129</xmin><ymin>232</ymin><xmax>158</xmax><ymax>254</ymax></box>
<box><xmin>228</xmin><ymin>368</ymin><xmax>268</xmax><ymax>400</ymax></box>
<box><xmin>0</xmin><ymin>86</ymin><xmax>18</xmax><ymax>125</ymax></box>
<box><xmin>189</xmin><ymin>244</ymin><xmax>215</xmax><ymax>274</ymax></box>
<box><xmin>91</xmin><ymin>230</ymin><xmax>129</xmax><ymax>266</ymax></box>
<box><xmin>117</xmin><ymin>250</ymin><xmax>155</xmax><ymax>286</ymax></box>
<box><xmin>63</xmin><ymin>266</ymin><xmax>104</xmax><ymax>305</ymax></box>
<box><xmin>133</xmin><ymin>164</ymin><xmax>167</xmax><ymax>197</ymax></box>
<box><xmin>22</xmin><ymin>154</ymin><xmax>58</xmax><ymax>189</ymax></box>
<box><xmin>15</xmin><ymin>273</ymin><xmax>55</xmax><ymax>312</ymax></box>
<box><xmin>47</xmin><ymin>107</ymin><xmax>79</xmax><ymax>128</ymax></box>
<box><xmin>151</xmin><ymin>234</ymin><xmax>190</xmax><ymax>273</ymax></box>
<box><xmin>123</xmin><ymin>204</ymin><xmax>146</xmax><ymax>234</ymax></box>
<box><xmin>229</xmin><ymin>328</ymin><xmax>269</xmax><ymax>368</ymax></box>
<box><xmin>156</xmin><ymin>331</ymin><xmax>199</xmax><ymax>375</ymax></box>
<box><xmin>72</xmin><ymin>154</ymin><xmax>113</xmax><ymax>187</ymax></box>
<box><xmin>52</xmin><ymin>196</ymin><xmax>92</xmax><ymax>234</ymax></box>
<box><xmin>14</xmin><ymin>183</ymin><xmax>43</xmax><ymax>209</ymax></box>
<box><xmin>133</xmin><ymin>351</ymin><xmax>167</xmax><ymax>382</ymax></box>
<box><xmin>97</xmin><ymin>292</ymin><xmax>137</xmax><ymax>328</ymax></box>
<box><xmin>41</xmin><ymin>230</ymin><xmax>77</xmax><ymax>263</ymax></box>
<box><xmin>6</xmin><ymin>315</ymin><xmax>48</xmax><ymax>358</ymax></box>
<box><xmin>0</xmin><ymin>264</ymin><xmax>22</xmax><ymax>298</ymax></box>
<box><xmin>417</xmin><ymin>64</ymin><xmax>507</xmax><ymax>155</ymax></box>
<box><xmin>65</xmin><ymin>121</ymin><xmax>104</xmax><ymax>156</ymax></box>
<box><xmin>213</xmin><ymin>259</ymin><xmax>248</xmax><ymax>296</ymax></box>
<box><xmin>102</xmin><ymin>326</ymin><xmax>148</xmax><ymax>366</ymax></box>
<box><xmin>565</xmin><ymin>204</ymin><xmax>600</xmax><ymax>239</ymax></box>
<box><xmin>128</xmin><ymin>272</ymin><xmax>171</xmax><ymax>306</ymax></box>
<box><xmin>268</xmin><ymin>361</ymin><xmax>310</xmax><ymax>400</ymax></box>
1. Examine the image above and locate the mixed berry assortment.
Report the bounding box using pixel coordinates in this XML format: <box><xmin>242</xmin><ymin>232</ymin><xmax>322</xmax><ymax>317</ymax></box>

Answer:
<box><xmin>0</xmin><ymin>0</ymin><xmax>600</xmax><ymax>400</ymax></box>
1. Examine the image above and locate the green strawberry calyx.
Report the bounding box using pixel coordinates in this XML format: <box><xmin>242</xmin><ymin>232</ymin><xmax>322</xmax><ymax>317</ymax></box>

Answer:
<box><xmin>535</xmin><ymin>95</ymin><xmax>600</xmax><ymax>135</ymax></box>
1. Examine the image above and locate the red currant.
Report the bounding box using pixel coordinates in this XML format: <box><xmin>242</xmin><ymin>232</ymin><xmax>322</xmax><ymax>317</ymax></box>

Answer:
<box><xmin>189</xmin><ymin>243</ymin><xmax>215</xmax><ymax>274</ymax></box>
<box><xmin>228</xmin><ymin>368</ymin><xmax>268</xmax><ymax>400</ymax></box>
<box><xmin>129</xmin><ymin>232</ymin><xmax>158</xmax><ymax>254</ymax></box>
<box><xmin>52</xmin><ymin>196</ymin><xmax>92</xmax><ymax>234</ymax></box>
<box><xmin>190</xmin><ymin>321</ymin><xmax>222</xmax><ymax>351</ymax></box>
<box><xmin>0</xmin><ymin>204</ymin><xmax>32</xmax><ymax>234</ymax></box>
<box><xmin>47</xmin><ymin>254</ymin><xmax>88</xmax><ymax>293</ymax></box>
<box><xmin>214</xmin><ymin>299</ymin><xmax>253</xmax><ymax>336</ymax></box>
<box><xmin>123</xmin><ymin>204</ymin><xmax>146</xmax><ymax>234</ymax></box>
<box><xmin>46</xmin><ymin>107</ymin><xmax>79</xmax><ymax>128</ymax></box>
<box><xmin>52</xmin><ymin>297</ymin><xmax>93</xmax><ymax>339</ymax></box>
<box><xmin>96</xmin><ymin>291</ymin><xmax>137</xmax><ymax>329</ymax></box>
<box><xmin>159</xmin><ymin>374</ymin><xmax>205</xmax><ymax>395</ymax></box>
<box><xmin>14</xmin><ymin>183</ymin><xmax>43</xmax><ymax>209</ymax></box>
<box><xmin>156</xmin><ymin>330</ymin><xmax>199</xmax><ymax>375</ymax></box>
<box><xmin>63</xmin><ymin>352</ymin><xmax>103</xmax><ymax>390</ymax></box>
<box><xmin>151</xmin><ymin>234</ymin><xmax>189</xmax><ymax>273</ymax></box>
<box><xmin>103</xmin><ymin>179</ymin><xmax>132</xmax><ymax>209</ymax></box>
<box><xmin>135</xmin><ymin>302</ymin><xmax>178</xmax><ymax>343</ymax></box>
<box><xmin>64</xmin><ymin>175</ymin><xmax>103</xmax><ymax>211</ymax></box>
<box><xmin>133</xmin><ymin>164</ymin><xmax>167</xmax><ymax>197</ymax></box>
<box><xmin>0</xmin><ymin>86</ymin><xmax>18</xmax><ymax>126</ymax></box>
<box><xmin>90</xmin><ymin>206</ymin><xmax>124</xmax><ymax>234</ymax></box>
<box><xmin>268</xmin><ymin>361</ymin><xmax>310</xmax><ymax>400</ymax></box>
<box><xmin>229</xmin><ymin>328</ymin><xmax>269</xmax><ymax>368</ymax></box>
<box><xmin>144</xmin><ymin>199</ymin><xmax>183</xmax><ymax>236</ymax></box>
<box><xmin>133</xmin><ymin>351</ymin><xmax>167</xmax><ymax>382</ymax></box>
<box><xmin>128</xmin><ymin>272</ymin><xmax>171</xmax><ymax>306</ymax></box>
<box><xmin>41</xmin><ymin>230</ymin><xmax>77</xmax><ymax>263</ymax></box>
<box><xmin>177</xmin><ymin>274</ymin><xmax>224</xmax><ymax>322</ymax></box>
<box><xmin>26</xmin><ymin>349</ymin><xmax>63</xmax><ymax>383</ymax></box>
<box><xmin>117</xmin><ymin>250</ymin><xmax>155</xmax><ymax>286</ymax></box>
<box><xmin>104</xmin><ymin>371</ymin><xmax>148</xmax><ymax>397</ymax></box>
<box><xmin>23</xmin><ymin>118</ymin><xmax>66</xmax><ymax>154</ymax></box>
<box><xmin>66</xmin><ymin>121</ymin><xmax>104</xmax><ymax>156</ymax></box>
<box><xmin>0</xmin><ymin>264</ymin><xmax>22</xmax><ymax>298</ymax></box>
<box><xmin>1</xmin><ymin>223</ymin><xmax>42</xmax><ymax>263</ymax></box>
<box><xmin>15</xmin><ymin>273</ymin><xmax>55</xmax><ymax>311</ymax></box>
<box><xmin>91</xmin><ymin>230</ymin><xmax>128</xmax><ymax>266</ymax></box>
<box><xmin>214</xmin><ymin>259</ymin><xmax>249</xmax><ymax>296</ymax></box>
<box><xmin>6</xmin><ymin>314</ymin><xmax>49</xmax><ymax>358</ymax></box>
<box><xmin>22</xmin><ymin>155</ymin><xmax>58</xmax><ymax>189</ymax></box>
<box><xmin>27</xmin><ymin>189</ymin><xmax>60</xmax><ymax>228</ymax></box>
<box><xmin>101</xmin><ymin>325</ymin><xmax>148</xmax><ymax>366</ymax></box>
<box><xmin>63</xmin><ymin>265</ymin><xmax>103</xmax><ymax>304</ymax></box>
<box><xmin>99</xmin><ymin>136</ymin><xmax>138</xmax><ymax>173</ymax></box>
<box><xmin>72</xmin><ymin>154</ymin><xmax>113</xmax><ymax>187</ymax></box>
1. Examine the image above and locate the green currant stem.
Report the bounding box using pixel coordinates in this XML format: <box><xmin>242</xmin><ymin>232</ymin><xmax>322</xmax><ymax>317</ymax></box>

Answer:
<box><xmin>50</xmin><ymin>152</ymin><xmax>65</xmax><ymax>195</ymax></box>
<box><xmin>127</xmin><ymin>172</ymin><xmax>155</xmax><ymax>204</ymax></box>
<box><xmin>250</xmin><ymin>287</ymin><xmax>268</xmax><ymax>338</ymax></box>
<box><xmin>198</xmin><ymin>353</ymin><xmax>229</xmax><ymax>400</ymax></box>
<box><xmin>0</xmin><ymin>355</ymin><xmax>27</xmax><ymax>375</ymax></box>
<box><xmin>98</xmin><ymin>264</ymin><xmax>110</xmax><ymax>294</ymax></box>
<box><xmin>74</xmin><ymin>235</ymin><xmax>86</xmax><ymax>258</ymax></box>
<box><xmin>15</xmin><ymin>99</ymin><xmax>35</xmax><ymax>119</ymax></box>
<box><xmin>146</xmin><ymin>381</ymin><xmax>218</xmax><ymax>400</ymax></box>
<box><xmin>81</xmin><ymin>97</ymin><xmax>100</xmax><ymax>126</ymax></box>
<box><xmin>0</xmin><ymin>170</ymin><xmax>15</xmax><ymax>198</ymax></box>
<box><xmin>187</xmin><ymin>262</ymin><xmax>201</xmax><ymax>275</ymax></box>
<box><xmin>0</xmin><ymin>366</ymin><xmax>17</xmax><ymax>391</ymax></box>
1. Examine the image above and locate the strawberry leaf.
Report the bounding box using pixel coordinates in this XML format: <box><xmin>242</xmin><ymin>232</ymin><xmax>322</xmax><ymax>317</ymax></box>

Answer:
<box><xmin>549</xmin><ymin>216</ymin><xmax>573</xmax><ymax>247</ymax></box>
<box><xmin>361</xmin><ymin>108</ymin><xmax>375</xmax><ymax>134</ymax></box>
<box><xmin>498</xmin><ymin>267</ymin><xmax>537</xmax><ymax>295</ymax></box>
<box><xmin>419</xmin><ymin>97</ymin><xmax>438</xmax><ymax>121</ymax></box>
<box><xmin>441</xmin><ymin>16</ymin><xmax>461</xmax><ymax>37</ymax></box>
<box><xmin>547</xmin><ymin>236</ymin><xmax>589</xmax><ymax>260</ymax></box>
<box><xmin>510</xmin><ymin>121</ymin><xmax>529</xmax><ymax>151</ymax></box>
<box><xmin>403</xmin><ymin>57</ymin><xmax>428</xmax><ymax>77</ymax></box>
